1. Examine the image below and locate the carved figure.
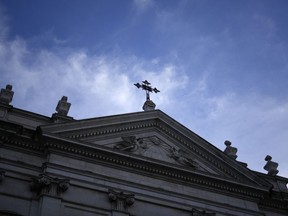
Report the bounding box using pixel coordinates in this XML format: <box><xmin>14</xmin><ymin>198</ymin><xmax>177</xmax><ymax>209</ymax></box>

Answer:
<box><xmin>169</xmin><ymin>147</ymin><xmax>198</xmax><ymax>168</ymax></box>
<box><xmin>114</xmin><ymin>136</ymin><xmax>140</xmax><ymax>151</ymax></box>
<box><xmin>114</xmin><ymin>136</ymin><xmax>164</xmax><ymax>154</ymax></box>
<box><xmin>113</xmin><ymin>136</ymin><xmax>200</xmax><ymax>169</ymax></box>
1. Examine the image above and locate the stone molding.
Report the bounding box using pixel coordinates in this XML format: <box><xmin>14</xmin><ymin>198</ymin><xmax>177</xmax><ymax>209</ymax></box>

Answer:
<box><xmin>63</xmin><ymin>119</ymin><xmax>253</xmax><ymax>183</ymax></box>
<box><xmin>30</xmin><ymin>174</ymin><xmax>70</xmax><ymax>197</ymax></box>
<box><xmin>191</xmin><ymin>208</ymin><xmax>216</xmax><ymax>216</ymax></box>
<box><xmin>0</xmin><ymin>170</ymin><xmax>5</xmax><ymax>182</ymax></box>
<box><xmin>0</xmin><ymin>134</ymin><xmax>44</xmax><ymax>153</ymax></box>
<box><xmin>108</xmin><ymin>189</ymin><xmax>135</xmax><ymax>212</ymax></box>
<box><xmin>0</xmin><ymin>129</ymin><xmax>267</xmax><ymax>199</ymax></box>
<box><xmin>0</xmin><ymin>119</ymin><xmax>273</xmax><ymax>201</ymax></box>
<box><xmin>51</xmin><ymin>113</ymin><xmax>74</xmax><ymax>123</ymax></box>
<box><xmin>43</xmin><ymin>139</ymin><xmax>265</xmax><ymax>199</ymax></box>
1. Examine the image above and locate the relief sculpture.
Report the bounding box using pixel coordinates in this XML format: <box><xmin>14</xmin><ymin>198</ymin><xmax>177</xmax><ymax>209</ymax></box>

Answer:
<box><xmin>114</xmin><ymin>136</ymin><xmax>140</xmax><ymax>152</ymax></box>
<box><xmin>168</xmin><ymin>147</ymin><xmax>199</xmax><ymax>168</ymax></box>
<box><xmin>113</xmin><ymin>136</ymin><xmax>199</xmax><ymax>169</ymax></box>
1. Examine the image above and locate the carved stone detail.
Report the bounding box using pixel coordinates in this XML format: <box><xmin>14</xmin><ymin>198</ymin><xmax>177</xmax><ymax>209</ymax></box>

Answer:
<box><xmin>0</xmin><ymin>84</ymin><xmax>14</xmax><ymax>105</ymax></box>
<box><xmin>56</xmin><ymin>96</ymin><xmax>71</xmax><ymax>116</ymax></box>
<box><xmin>264</xmin><ymin>155</ymin><xmax>279</xmax><ymax>176</ymax></box>
<box><xmin>42</xmin><ymin>142</ymin><xmax>264</xmax><ymax>199</ymax></box>
<box><xmin>168</xmin><ymin>147</ymin><xmax>199</xmax><ymax>168</ymax></box>
<box><xmin>142</xmin><ymin>100</ymin><xmax>156</xmax><ymax>111</ymax></box>
<box><xmin>223</xmin><ymin>140</ymin><xmax>237</xmax><ymax>160</ymax></box>
<box><xmin>192</xmin><ymin>208</ymin><xmax>216</xmax><ymax>216</ymax></box>
<box><xmin>114</xmin><ymin>136</ymin><xmax>198</xmax><ymax>168</ymax></box>
<box><xmin>31</xmin><ymin>174</ymin><xmax>70</xmax><ymax>196</ymax></box>
<box><xmin>114</xmin><ymin>136</ymin><xmax>140</xmax><ymax>152</ymax></box>
<box><xmin>108</xmin><ymin>189</ymin><xmax>135</xmax><ymax>212</ymax></box>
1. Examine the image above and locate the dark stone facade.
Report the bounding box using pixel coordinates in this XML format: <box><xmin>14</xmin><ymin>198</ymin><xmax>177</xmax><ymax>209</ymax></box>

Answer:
<box><xmin>0</xmin><ymin>85</ymin><xmax>287</xmax><ymax>216</ymax></box>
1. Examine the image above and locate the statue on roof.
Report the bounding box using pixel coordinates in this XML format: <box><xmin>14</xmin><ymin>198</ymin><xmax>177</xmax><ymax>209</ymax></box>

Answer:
<box><xmin>0</xmin><ymin>84</ymin><xmax>14</xmax><ymax>105</ymax></box>
<box><xmin>264</xmin><ymin>155</ymin><xmax>279</xmax><ymax>176</ymax></box>
<box><xmin>223</xmin><ymin>140</ymin><xmax>238</xmax><ymax>160</ymax></box>
<box><xmin>55</xmin><ymin>96</ymin><xmax>71</xmax><ymax>116</ymax></box>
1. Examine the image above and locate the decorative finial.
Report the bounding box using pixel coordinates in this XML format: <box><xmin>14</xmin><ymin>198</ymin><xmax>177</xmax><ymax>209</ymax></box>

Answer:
<box><xmin>134</xmin><ymin>80</ymin><xmax>160</xmax><ymax>111</ymax></box>
<box><xmin>264</xmin><ymin>155</ymin><xmax>279</xmax><ymax>176</ymax></box>
<box><xmin>56</xmin><ymin>96</ymin><xmax>71</xmax><ymax>116</ymax></box>
<box><xmin>0</xmin><ymin>84</ymin><xmax>14</xmax><ymax>105</ymax></box>
<box><xmin>224</xmin><ymin>140</ymin><xmax>238</xmax><ymax>159</ymax></box>
<box><xmin>52</xmin><ymin>96</ymin><xmax>73</xmax><ymax>122</ymax></box>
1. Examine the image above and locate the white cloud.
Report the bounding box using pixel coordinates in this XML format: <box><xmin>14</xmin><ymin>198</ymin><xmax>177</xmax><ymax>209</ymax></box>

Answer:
<box><xmin>0</xmin><ymin>17</ymin><xmax>188</xmax><ymax>119</ymax></box>
<box><xmin>133</xmin><ymin>0</ymin><xmax>154</xmax><ymax>12</ymax></box>
<box><xmin>0</xmin><ymin>4</ymin><xmax>287</xmax><ymax>178</ymax></box>
<box><xmin>179</xmin><ymin>90</ymin><xmax>288</xmax><ymax>177</ymax></box>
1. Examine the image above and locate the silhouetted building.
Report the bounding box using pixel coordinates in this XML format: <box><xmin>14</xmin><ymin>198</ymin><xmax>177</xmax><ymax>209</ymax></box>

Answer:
<box><xmin>0</xmin><ymin>84</ymin><xmax>287</xmax><ymax>216</ymax></box>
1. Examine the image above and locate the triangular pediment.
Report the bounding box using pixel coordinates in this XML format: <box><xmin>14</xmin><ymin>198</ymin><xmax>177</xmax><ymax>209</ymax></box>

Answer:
<box><xmin>39</xmin><ymin>110</ymin><xmax>270</xmax><ymax>189</ymax></box>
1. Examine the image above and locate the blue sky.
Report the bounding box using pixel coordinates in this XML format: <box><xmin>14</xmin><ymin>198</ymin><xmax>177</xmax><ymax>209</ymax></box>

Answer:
<box><xmin>0</xmin><ymin>0</ymin><xmax>288</xmax><ymax>176</ymax></box>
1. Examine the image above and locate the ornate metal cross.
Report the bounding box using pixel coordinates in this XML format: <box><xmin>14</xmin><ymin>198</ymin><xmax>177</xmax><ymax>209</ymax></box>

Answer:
<box><xmin>134</xmin><ymin>80</ymin><xmax>160</xmax><ymax>101</ymax></box>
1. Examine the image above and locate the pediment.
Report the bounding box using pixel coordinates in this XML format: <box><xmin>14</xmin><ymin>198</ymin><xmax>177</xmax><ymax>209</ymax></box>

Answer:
<box><xmin>87</xmin><ymin>134</ymin><xmax>214</xmax><ymax>174</ymax></box>
<box><xmin>39</xmin><ymin>110</ymin><xmax>270</xmax><ymax>188</ymax></box>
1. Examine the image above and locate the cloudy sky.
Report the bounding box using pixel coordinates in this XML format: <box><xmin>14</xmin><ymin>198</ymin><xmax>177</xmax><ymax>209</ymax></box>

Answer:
<box><xmin>0</xmin><ymin>0</ymin><xmax>288</xmax><ymax>177</ymax></box>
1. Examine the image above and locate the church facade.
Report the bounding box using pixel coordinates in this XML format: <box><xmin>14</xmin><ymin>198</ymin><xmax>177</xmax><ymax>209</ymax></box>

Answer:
<box><xmin>0</xmin><ymin>84</ymin><xmax>287</xmax><ymax>216</ymax></box>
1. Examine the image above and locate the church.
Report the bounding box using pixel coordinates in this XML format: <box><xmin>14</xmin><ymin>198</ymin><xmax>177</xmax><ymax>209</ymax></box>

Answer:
<box><xmin>0</xmin><ymin>82</ymin><xmax>287</xmax><ymax>216</ymax></box>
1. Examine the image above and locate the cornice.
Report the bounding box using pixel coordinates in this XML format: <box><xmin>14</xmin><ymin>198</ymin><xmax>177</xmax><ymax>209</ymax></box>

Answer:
<box><xmin>258</xmin><ymin>198</ymin><xmax>288</xmax><ymax>211</ymax></box>
<box><xmin>2</xmin><ymin>106</ymin><xmax>52</xmax><ymax>122</ymax></box>
<box><xmin>0</xmin><ymin>131</ymin><xmax>44</xmax><ymax>154</ymax></box>
<box><xmin>66</xmin><ymin>119</ymin><xmax>157</xmax><ymax>139</ymax></box>
<box><xmin>0</xmin><ymin>111</ymin><xmax>272</xmax><ymax>200</ymax></box>
<box><xmin>41</xmin><ymin>133</ymin><xmax>268</xmax><ymax>200</ymax></box>
<box><xmin>57</xmin><ymin>117</ymin><xmax>261</xmax><ymax>186</ymax></box>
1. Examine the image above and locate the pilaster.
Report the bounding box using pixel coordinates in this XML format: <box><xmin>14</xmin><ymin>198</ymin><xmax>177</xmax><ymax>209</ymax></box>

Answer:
<box><xmin>30</xmin><ymin>174</ymin><xmax>70</xmax><ymax>216</ymax></box>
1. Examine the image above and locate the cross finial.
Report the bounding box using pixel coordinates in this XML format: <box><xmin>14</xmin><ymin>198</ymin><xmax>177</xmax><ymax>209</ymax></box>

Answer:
<box><xmin>134</xmin><ymin>80</ymin><xmax>160</xmax><ymax>101</ymax></box>
<box><xmin>134</xmin><ymin>80</ymin><xmax>160</xmax><ymax>111</ymax></box>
